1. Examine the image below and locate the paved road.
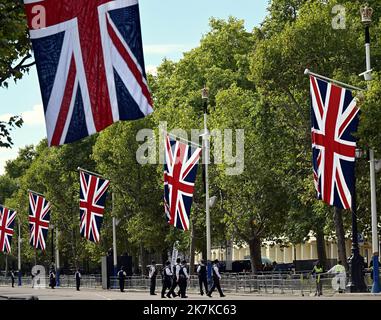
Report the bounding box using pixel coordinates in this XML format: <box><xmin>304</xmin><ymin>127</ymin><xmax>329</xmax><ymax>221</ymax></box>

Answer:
<box><xmin>0</xmin><ymin>287</ymin><xmax>380</xmax><ymax>300</ymax></box>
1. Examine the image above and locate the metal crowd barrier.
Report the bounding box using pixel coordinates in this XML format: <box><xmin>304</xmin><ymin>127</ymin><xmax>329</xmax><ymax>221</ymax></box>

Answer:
<box><xmin>0</xmin><ymin>271</ymin><xmax>376</xmax><ymax>295</ymax></box>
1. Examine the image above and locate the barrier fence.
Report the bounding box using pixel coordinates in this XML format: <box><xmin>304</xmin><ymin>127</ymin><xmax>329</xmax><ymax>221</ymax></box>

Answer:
<box><xmin>0</xmin><ymin>271</ymin><xmax>377</xmax><ymax>295</ymax></box>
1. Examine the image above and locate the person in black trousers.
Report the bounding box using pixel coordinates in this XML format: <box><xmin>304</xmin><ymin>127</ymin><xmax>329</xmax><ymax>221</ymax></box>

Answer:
<box><xmin>178</xmin><ymin>260</ymin><xmax>189</xmax><ymax>298</ymax></box>
<box><xmin>149</xmin><ymin>260</ymin><xmax>158</xmax><ymax>295</ymax></box>
<box><xmin>117</xmin><ymin>266</ymin><xmax>127</xmax><ymax>292</ymax></box>
<box><xmin>10</xmin><ymin>270</ymin><xmax>15</xmax><ymax>288</ymax></box>
<box><xmin>161</xmin><ymin>261</ymin><xmax>173</xmax><ymax>298</ymax></box>
<box><xmin>75</xmin><ymin>268</ymin><xmax>81</xmax><ymax>291</ymax></box>
<box><xmin>167</xmin><ymin>258</ymin><xmax>181</xmax><ymax>297</ymax></box>
<box><xmin>196</xmin><ymin>259</ymin><xmax>208</xmax><ymax>295</ymax></box>
<box><xmin>207</xmin><ymin>259</ymin><xmax>225</xmax><ymax>298</ymax></box>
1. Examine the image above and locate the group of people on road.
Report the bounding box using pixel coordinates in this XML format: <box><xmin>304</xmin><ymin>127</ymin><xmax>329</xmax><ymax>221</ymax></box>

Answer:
<box><xmin>311</xmin><ymin>260</ymin><xmax>347</xmax><ymax>296</ymax></box>
<box><xmin>156</xmin><ymin>258</ymin><xmax>225</xmax><ymax>298</ymax></box>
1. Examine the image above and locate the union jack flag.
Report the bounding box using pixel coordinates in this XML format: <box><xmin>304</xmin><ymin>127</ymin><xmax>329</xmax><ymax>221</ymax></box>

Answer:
<box><xmin>0</xmin><ymin>206</ymin><xmax>17</xmax><ymax>254</ymax></box>
<box><xmin>29</xmin><ymin>192</ymin><xmax>51</xmax><ymax>250</ymax></box>
<box><xmin>310</xmin><ymin>76</ymin><xmax>360</xmax><ymax>209</ymax></box>
<box><xmin>80</xmin><ymin>171</ymin><xmax>110</xmax><ymax>243</ymax></box>
<box><xmin>24</xmin><ymin>0</ymin><xmax>153</xmax><ymax>146</ymax></box>
<box><xmin>164</xmin><ymin>136</ymin><xmax>202</xmax><ymax>231</ymax></box>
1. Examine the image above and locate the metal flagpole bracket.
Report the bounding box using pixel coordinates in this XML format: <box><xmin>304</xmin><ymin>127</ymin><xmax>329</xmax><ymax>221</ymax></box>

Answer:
<box><xmin>304</xmin><ymin>69</ymin><xmax>366</xmax><ymax>92</ymax></box>
<box><xmin>77</xmin><ymin>167</ymin><xmax>109</xmax><ymax>180</ymax></box>
<box><xmin>359</xmin><ymin>69</ymin><xmax>373</xmax><ymax>81</ymax></box>
<box><xmin>164</xmin><ymin>131</ymin><xmax>203</xmax><ymax>149</ymax></box>
<box><xmin>27</xmin><ymin>189</ymin><xmax>46</xmax><ymax>198</ymax></box>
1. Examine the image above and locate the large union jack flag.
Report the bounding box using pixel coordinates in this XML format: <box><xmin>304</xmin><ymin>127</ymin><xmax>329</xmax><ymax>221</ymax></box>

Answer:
<box><xmin>0</xmin><ymin>206</ymin><xmax>17</xmax><ymax>254</ymax></box>
<box><xmin>29</xmin><ymin>192</ymin><xmax>51</xmax><ymax>250</ymax></box>
<box><xmin>310</xmin><ymin>76</ymin><xmax>360</xmax><ymax>209</ymax></box>
<box><xmin>164</xmin><ymin>136</ymin><xmax>202</xmax><ymax>231</ymax></box>
<box><xmin>80</xmin><ymin>171</ymin><xmax>110</xmax><ymax>243</ymax></box>
<box><xmin>24</xmin><ymin>0</ymin><xmax>153</xmax><ymax>146</ymax></box>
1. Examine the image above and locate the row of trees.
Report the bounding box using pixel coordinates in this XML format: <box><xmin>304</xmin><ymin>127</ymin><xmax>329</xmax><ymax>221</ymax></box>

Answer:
<box><xmin>1</xmin><ymin>0</ymin><xmax>381</xmax><ymax>274</ymax></box>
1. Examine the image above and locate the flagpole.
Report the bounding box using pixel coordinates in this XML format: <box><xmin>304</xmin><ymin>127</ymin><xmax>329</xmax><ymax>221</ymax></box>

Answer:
<box><xmin>18</xmin><ymin>220</ymin><xmax>22</xmax><ymax>286</ymax></box>
<box><xmin>201</xmin><ymin>86</ymin><xmax>212</xmax><ymax>281</ymax></box>
<box><xmin>360</xmin><ymin>3</ymin><xmax>380</xmax><ymax>293</ymax></box>
<box><xmin>304</xmin><ymin>69</ymin><xmax>365</xmax><ymax>92</ymax></box>
<box><xmin>112</xmin><ymin>191</ymin><xmax>118</xmax><ymax>285</ymax></box>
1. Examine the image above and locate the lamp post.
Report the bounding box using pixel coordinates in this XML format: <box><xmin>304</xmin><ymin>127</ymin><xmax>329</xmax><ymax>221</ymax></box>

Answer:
<box><xmin>348</xmin><ymin>148</ymin><xmax>367</xmax><ymax>292</ymax></box>
<box><xmin>201</xmin><ymin>86</ymin><xmax>212</xmax><ymax>280</ymax></box>
<box><xmin>18</xmin><ymin>220</ymin><xmax>22</xmax><ymax>286</ymax></box>
<box><xmin>56</xmin><ymin>228</ymin><xmax>60</xmax><ymax>287</ymax></box>
<box><xmin>360</xmin><ymin>3</ymin><xmax>380</xmax><ymax>293</ymax></box>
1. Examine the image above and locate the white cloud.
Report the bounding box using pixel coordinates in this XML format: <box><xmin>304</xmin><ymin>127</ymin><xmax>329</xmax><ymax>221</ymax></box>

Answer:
<box><xmin>146</xmin><ymin>65</ymin><xmax>158</xmax><ymax>76</ymax></box>
<box><xmin>21</xmin><ymin>104</ymin><xmax>45</xmax><ymax>126</ymax></box>
<box><xmin>0</xmin><ymin>104</ymin><xmax>45</xmax><ymax>127</ymax></box>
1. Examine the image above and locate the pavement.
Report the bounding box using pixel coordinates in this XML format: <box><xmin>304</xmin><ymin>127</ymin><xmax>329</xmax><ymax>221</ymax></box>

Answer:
<box><xmin>0</xmin><ymin>286</ymin><xmax>380</xmax><ymax>300</ymax></box>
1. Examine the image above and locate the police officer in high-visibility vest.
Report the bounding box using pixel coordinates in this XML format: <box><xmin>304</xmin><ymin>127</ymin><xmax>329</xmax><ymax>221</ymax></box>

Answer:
<box><xmin>162</xmin><ymin>261</ymin><xmax>173</xmax><ymax>298</ymax></box>
<box><xmin>327</xmin><ymin>260</ymin><xmax>346</xmax><ymax>293</ymax></box>
<box><xmin>312</xmin><ymin>261</ymin><xmax>324</xmax><ymax>296</ymax></box>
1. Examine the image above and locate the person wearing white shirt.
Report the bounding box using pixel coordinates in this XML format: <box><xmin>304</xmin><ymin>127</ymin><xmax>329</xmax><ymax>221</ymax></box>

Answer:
<box><xmin>162</xmin><ymin>260</ymin><xmax>173</xmax><ymax>298</ymax></box>
<box><xmin>327</xmin><ymin>260</ymin><xmax>346</xmax><ymax>293</ymax></box>
<box><xmin>207</xmin><ymin>259</ymin><xmax>225</xmax><ymax>297</ymax></box>
<box><xmin>149</xmin><ymin>260</ymin><xmax>158</xmax><ymax>295</ymax></box>
<box><xmin>197</xmin><ymin>259</ymin><xmax>208</xmax><ymax>295</ymax></box>
<box><xmin>75</xmin><ymin>269</ymin><xmax>81</xmax><ymax>291</ymax></box>
<box><xmin>168</xmin><ymin>258</ymin><xmax>181</xmax><ymax>297</ymax></box>
<box><xmin>178</xmin><ymin>260</ymin><xmax>189</xmax><ymax>298</ymax></box>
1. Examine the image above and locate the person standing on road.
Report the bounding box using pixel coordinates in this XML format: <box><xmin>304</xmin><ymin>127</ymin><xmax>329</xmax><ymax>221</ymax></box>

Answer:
<box><xmin>162</xmin><ymin>261</ymin><xmax>173</xmax><ymax>298</ymax></box>
<box><xmin>207</xmin><ymin>259</ymin><xmax>225</xmax><ymax>298</ymax></box>
<box><xmin>149</xmin><ymin>260</ymin><xmax>158</xmax><ymax>295</ymax></box>
<box><xmin>168</xmin><ymin>258</ymin><xmax>181</xmax><ymax>298</ymax></box>
<box><xmin>49</xmin><ymin>267</ymin><xmax>56</xmax><ymax>289</ymax></box>
<box><xmin>312</xmin><ymin>261</ymin><xmax>324</xmax><ymax>296</ymax></box>
<box><xmin>327</xmin><ymin>260</ymin><xmax>346</xmax><ymax>293</ymax></box>
<box><xmin>197</xmin><ymin>259</ymin><xmax>208</xmax><ymax>296</ymax></box>
<box><xmin>10</xmin><ymin>269</ymin><xmax>15</xmax><ymax>288</ymax></box>
<box><xmin>178</xmin><ymin>260</ymin><xmax>189</xmax><ymax>298</ymax></box>
<box><xmin>117</xmin><ymin>266</ymin><xmax>127</xmax><ymax>292</ymax></box>
<box><xmin>75</xmin><ymin>268</ymin><xmax>81</xmax><ymax>291</ymax></box>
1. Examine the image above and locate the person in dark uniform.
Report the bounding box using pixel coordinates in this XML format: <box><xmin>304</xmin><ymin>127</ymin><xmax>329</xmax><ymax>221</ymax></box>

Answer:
<box><xmin>196</xmin><ymin>259</ymin><xmax>208</xmax><ymax>295</ymax></box>
<box><xmin>149</xmin><ymin>260</ymin><xmax>158</xmax><ymax>295</ymax></box>
<box><xmin>162</xmin><ymin>261</ymin><xmax>173</xmax><ymax>298</ymax></box>
<box><xmin>117</xmin><ymin>266</ymin><xmax>127</xmax><ymax>292</ymax></box>
<box><xmin>10</xmin><ymin>270</ymin><xmax>15</xmax><ymax>288</ymax></box>
<box><xmin>178</xmin><ymin>260</ymin><xmax>189</xmax><ymax>298</ymax></box>
<box><xmin>49</xmin><ymin>267</ymin><xmax>56</xmax><ymax>289</ymax></box>
<box><xmin>75</xmin><ymin>268</ymin><xmax>81</xmax><ymax>291</ymax></box>
<box><xmin>207</xmin><ymin>259</ymin><xmax>225</xmax><ymax>297</ymax></box>
<box><xmin>167</xmin><ymin>258</ymin><xmax>181</xmax><ymax>297</ymax></box>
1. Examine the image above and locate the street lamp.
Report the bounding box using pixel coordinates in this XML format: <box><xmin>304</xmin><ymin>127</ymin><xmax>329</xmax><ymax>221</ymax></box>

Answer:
<box><xmin>348</xmin><ymin>149</ymin><xmax>368</xmax><ymax>292</ymax></box>
<box><xmin>359</xmin><ymin>3</ymin><xmax>380</xmax><ymax>293</ymax></box>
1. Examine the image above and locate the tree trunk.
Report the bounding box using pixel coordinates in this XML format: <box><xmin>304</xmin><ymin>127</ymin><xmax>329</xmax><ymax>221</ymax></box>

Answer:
<box><xmin>333</xmin><ymin>207</ymin><xmax>349</xmax><ymax>271</ymax></box>
<box><xmin>315</xmin><ymin>228</ymin><xmax>328</xmax><ymax>270</ymax></box>
<box><xmin>248</xmin><ymin>236</ymin><xmax>262</xmax><ymax>273</ymax></box>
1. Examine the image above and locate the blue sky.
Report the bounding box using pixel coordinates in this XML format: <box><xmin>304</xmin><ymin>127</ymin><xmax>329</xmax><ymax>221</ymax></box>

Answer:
<box><xmin>0</xmin><ymin>0</ymin><xmax>269</xmax><ymax>174</ymax></box>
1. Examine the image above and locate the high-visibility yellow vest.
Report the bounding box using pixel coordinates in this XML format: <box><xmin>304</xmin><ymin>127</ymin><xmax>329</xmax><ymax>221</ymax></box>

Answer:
<box><xmin>334</xmin><ymin>265</ymin><xmax>345</xmax><ymax>273</ymax></box>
